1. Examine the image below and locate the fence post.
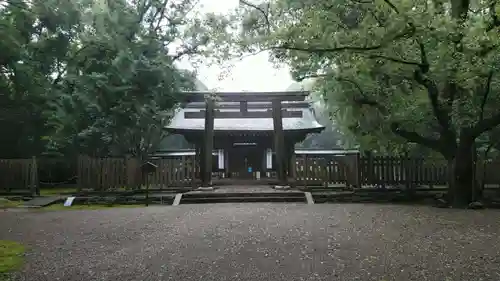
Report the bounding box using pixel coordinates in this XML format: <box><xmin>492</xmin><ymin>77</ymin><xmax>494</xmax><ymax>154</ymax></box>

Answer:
<box><xmin>76</xmin><ymin>155</ymin><xmax>82</xmax><ymax>192</ymax></box>
<box><xmin>303</xmin><ymin>154</ymin><xmax>308</xmax><ymax>190</ymax></box>
<box><xmin>404</xmin><ymin>153</ymin><xmax>412</xmax><ymax>190</ymax></box>
<box><xmin>354</xmin><ymin>152</ymin><xmax>362</xmax><ymax>189</ymax></box>
<box><xmin>30</xmin><ymin>156</ymin><xmax>39</xmax><ymax>196</ymax></box>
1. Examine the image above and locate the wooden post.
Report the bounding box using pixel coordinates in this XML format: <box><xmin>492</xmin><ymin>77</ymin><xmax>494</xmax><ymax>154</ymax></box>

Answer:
<box><xmin>289</xmin><ymin>145</ymin><xmax>297</xmax><ymax>187</ymax></box>
<box><xmin>304</xmin><ymin>154</ymin><xmax>308</xmax><ymax>189</ymax></box>
<box><xmin>145</xmin><ymin>174</ymin><xmax>149</xmax><ymax>206</ymax></box>
<box><xmin>240</xmin><ymin>101</ymin><xmax>248</xmax><ymax>114</ymax></box>
<box><xmin>191</xmin><ymin>155</ymin><xmax>197</xmax><ymax>189</ymax></box>
<box><xmin>404</xmin><ymin>153</ymin><xmax>412</xmax><ymax>190</ymax></box>
<box><xmin>224</xmin><ymin>149</ymin><xmax>229</xmax><ymax>178</ymax></box>
<box><xmin>272</xmin><ymin>99</ymin><xmax>286</xmax><ymax>185</ymax></box>
<box><xmin>367</xmin><ymin>151</ymin><xmax>374</xmax><ymax>185</ymax></box>
<box><xmin>202</xmin><ymin>98</ymin><xmax>215</xmax><ymax>186</ymax></box>
<box><xmin>30</xmin><ymin>156</ymin><xmax>39</xmax><ymax>196</ymax></box>
<box><xmin>195</xmin><ymin>145</ymin><xmax>202</xmax><ymax>182</ymax></box>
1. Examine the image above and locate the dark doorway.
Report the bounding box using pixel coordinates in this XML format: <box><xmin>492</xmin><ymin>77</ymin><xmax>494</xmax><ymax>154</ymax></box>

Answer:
<box><xmin>229</xmin><ymin>144</ymin><xmax>263</xmax><ymax>179</ymax></box>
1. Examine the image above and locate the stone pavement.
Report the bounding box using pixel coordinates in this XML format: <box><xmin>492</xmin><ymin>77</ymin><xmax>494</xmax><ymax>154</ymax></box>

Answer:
<box><xmin>1</xmin><ymin>204</ymin><xmax>500</xmax><ymax>281</ymax></box>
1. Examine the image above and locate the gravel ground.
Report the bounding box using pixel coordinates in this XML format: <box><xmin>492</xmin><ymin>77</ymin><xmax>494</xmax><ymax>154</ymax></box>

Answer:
<box><xmin>1</xmin><ymin>204</ymin><xmax>500</xmax><ymax>281</ymax></box>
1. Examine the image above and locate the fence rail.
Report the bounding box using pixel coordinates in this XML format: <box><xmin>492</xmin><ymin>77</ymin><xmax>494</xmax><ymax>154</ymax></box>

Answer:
<box><xmin>2</xmin><ymin>154</ymin><xmax>500</xmax><ymax>193</ymax></box>
<box><xmin>77</xmin><ymin>155</ymin><xmax>198</xmax><ymax>191</ymax></box>
<box><xmin>0</xmin><ymin>158</ymin><xmax>38</xmax><ymax>194</ymax></box>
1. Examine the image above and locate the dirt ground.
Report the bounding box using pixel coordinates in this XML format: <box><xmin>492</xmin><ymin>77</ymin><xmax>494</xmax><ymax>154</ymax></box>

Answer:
<box><xmin>1</xmin><ymin>203</ymin><xmax>500</xmax><ymax>281</ymax></box>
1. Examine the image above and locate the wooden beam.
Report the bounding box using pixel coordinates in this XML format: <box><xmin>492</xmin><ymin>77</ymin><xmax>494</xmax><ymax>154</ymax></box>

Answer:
<box><xmin>272</xmin><ymin>99</ymin><xmax>287</xmax><ymax>185</ymax></box>
<box><xmin>240</xmin><ymin>101</ymin><xmax>248</xmax><ymax>113</ymax></box>
<box><xmin>201</xmin><ymin>98</ymin><xmax>215</xmax><ymax>186</ymax></box>
<box><xmin>286</xmin><ymin>143</ymin><xmax>296</xmax><ymax>179</ymax></box>
<box><xmin>195</xmin><ymin>145</ymin><xmax>203</xmax><ymax>183</ymax></box>
<box><xmin>184</xmin><ymin>91</ymin><xmax>308</xmax><ymax>102</ymax></box>
<box><xmin>184</xmin><ymin>109</ymin><xmax>303</xmax><ymax>119</ymax></box>
<box><xmin>185</xmin><ymin>101</ymin><xmax>311</xmax><ymax>109</ymax></box>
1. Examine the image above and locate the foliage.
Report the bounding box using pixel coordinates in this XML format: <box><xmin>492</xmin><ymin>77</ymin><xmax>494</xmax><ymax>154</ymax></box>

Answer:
<box><xmin>240</xmin><ymin>0</ymin><xmax>500</xmax><ymax>151</ymax></box>
<box><xmin>286</xmin><ymin>80</ymin><xmax>346</xmax><ymax>149</ymax></box>
<box><xmin>233</xmin><ymin>0</ymin><xmax>500</xmax><ymax>206</ymax></box>
<box><xmin>0</xmin><ymin>0</ymin><xmax>229</xmax><ymax>159</ymax></box>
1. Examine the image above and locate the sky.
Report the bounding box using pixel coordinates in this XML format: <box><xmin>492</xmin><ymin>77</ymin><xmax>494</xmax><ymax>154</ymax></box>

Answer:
<box><xmin>175</xmin><ymin>0</ymin><xmax>295</xmax><ymax>91</ymax></box>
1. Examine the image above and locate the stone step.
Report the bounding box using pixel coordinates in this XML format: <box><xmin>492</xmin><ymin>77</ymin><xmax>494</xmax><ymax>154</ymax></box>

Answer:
<box><xmin>183</xmin><ymin>192</ymin><xmax>305</xmax><ymax>198</ymax></box>
<box><xmin>21</xmin><ymin>196</ymin><xmax>64</xmax><ymax>207</ymax></box>
<box><xmin>180</xmin><ymin>196</ymin><xmax>307</xmax><ymax>204</ymax></box>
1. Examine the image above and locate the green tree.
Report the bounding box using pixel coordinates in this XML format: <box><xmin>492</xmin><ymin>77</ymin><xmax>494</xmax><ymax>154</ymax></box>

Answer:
<box><xmin>0</xmin><ymin>0</ymin><xmax>81</xmax><ymax>158</ymax></box>
<box><xmin>235</xmin><ymin>0</ymin><xmax>500</xmax><ymax>207</ymax></box>
<box><xmin>0</xmin><ymin>0</ymin><xmax>231</xmax><ymax>159</ymax></box>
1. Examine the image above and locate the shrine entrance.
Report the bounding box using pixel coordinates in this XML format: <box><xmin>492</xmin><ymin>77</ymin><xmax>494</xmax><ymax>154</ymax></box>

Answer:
<box><xmin>228</xmin><ymin>143</ymin><xmax>264</xmax><ymax>179</ymax></box>
<box><xmin>166</xmin><ymin>91</ymin><xmax>326</xmax><ymax>187</ymax></box>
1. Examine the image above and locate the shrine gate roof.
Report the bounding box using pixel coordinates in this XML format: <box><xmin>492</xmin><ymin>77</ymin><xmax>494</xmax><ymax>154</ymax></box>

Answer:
<box><xmin>165</xmin><ymin>91</ymin><xmax>325</xmax><ymax>133</ymax></box>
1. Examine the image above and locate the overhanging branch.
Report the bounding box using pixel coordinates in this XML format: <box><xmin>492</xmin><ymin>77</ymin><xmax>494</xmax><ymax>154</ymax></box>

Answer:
<box><xmin>390</xmin><ymin>122</ymin><xmax>444</xmax><ymax>152</ymax></box>
<box><xmin>272</xmin><ymin>44</ymin><xmax>382</xmax><ymax>54</ymax></box>
<box><xmin>479</xmin><ymin>70</ymin><xmax>494</xmax><ymax>122</ymax></box>
<box><xmin>355</xmin><ymin>95</ymin><xmax>445</xmax><ymax>152</ymax></box>
<box><xmin>487</xmin><ymin>0</ymin><xmax>500</xmax><ymax>31</ymax></box>
<box><xmin>368</xmin><ymin>54</ymin><xmax>423</xmax><ymax>66</ymax></box>
<box><xmin>414</xmin><ymin>41</ymin><xmax>455</xmax><ymax>142</ymax></box>
<box><xmin>272</xmin><ymin>27</ymin><xmax>414</xmax><ymax>55</ymax></box>
<box><xmin>472</xmin><ymin>110</ymin><xmax>500</xmax><ymax>139</ymax></box>
<box><xmin>239</xmin><ymin>0</ymin><xmax>271</xmax><ymax>34</ymax></box>
<box><xmin>353</xmin><ymin>97</ymin><xmax>388</xmax><ymax>114</ymax></box>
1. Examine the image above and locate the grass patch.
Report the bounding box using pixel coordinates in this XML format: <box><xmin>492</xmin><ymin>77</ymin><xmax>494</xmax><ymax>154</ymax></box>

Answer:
<box><xmin>0</xmin><ymin>199</ymin><xmax>23</xmax><ymax>209</ymax></box>
<box><xmin>40</xmin><ymin>187</ymin><xmax>78</xmax><ymax>196</ymax></box>
<box><xmin>0</xmin><ymin>240</ymin><xmax>25</xmax><ymax>280</ymax></box>
<box><xmin>41</xmin><ymin>204</ymin><xmax>145</xmax><ymax>211</ymax></box>
<box><xmin>40</xmin><ymin>186</ymin><xmax>131</xmax><ymax>196</ymax></box>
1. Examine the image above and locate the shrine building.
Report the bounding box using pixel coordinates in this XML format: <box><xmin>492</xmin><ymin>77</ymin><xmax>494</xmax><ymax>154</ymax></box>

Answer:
<box><xmin>165</xmin><ymin>91</ymin><xmax>325</xmax><ymax>185</ymax></box>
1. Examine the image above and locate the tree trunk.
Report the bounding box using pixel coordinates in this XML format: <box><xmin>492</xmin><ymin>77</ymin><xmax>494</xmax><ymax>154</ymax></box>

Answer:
<box><xmin>448</xmin><ymin>136</ymin><xmax>478</xmax><ymax>208</ymax></box>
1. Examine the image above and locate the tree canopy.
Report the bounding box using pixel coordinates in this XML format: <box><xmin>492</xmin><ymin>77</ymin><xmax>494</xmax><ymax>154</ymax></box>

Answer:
<box><xmin>0</xmin><ymin>0</ymin><xmax>229</xmax><ymax>159</ymax></box>
<box><xmin>233</xmin><ymin>0</ymin><xmax>500</xmax><ymax>206</ymax></box>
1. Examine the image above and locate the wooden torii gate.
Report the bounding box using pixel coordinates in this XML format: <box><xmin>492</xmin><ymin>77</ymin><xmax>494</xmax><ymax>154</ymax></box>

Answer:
<box><xmin>183</xmin><ymin>91</ymin><xmax>308</xmax><ymax>187</ymax></box>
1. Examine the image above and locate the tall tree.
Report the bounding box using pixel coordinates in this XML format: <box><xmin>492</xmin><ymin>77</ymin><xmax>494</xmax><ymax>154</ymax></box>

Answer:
<box><xmin>0</xmin><ymin>0</ymin><xmax>82</xmax><ymax>158</ymax></box>
<box><xmin>0</xmin><ymin>0</ymin><xmax>231</xmax><ymax>159</ymax></box>
<box><xmin>234</xmin><ymin>0</ymin><xmax>500</xmax><ymax>207</ymax></box>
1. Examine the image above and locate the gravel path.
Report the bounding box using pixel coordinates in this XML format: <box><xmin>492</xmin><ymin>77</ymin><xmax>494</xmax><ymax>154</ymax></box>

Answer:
<box><xmin>1</xmin><ymin>204</ymin><xmax>500</xmax><ymax>281</ymax></box>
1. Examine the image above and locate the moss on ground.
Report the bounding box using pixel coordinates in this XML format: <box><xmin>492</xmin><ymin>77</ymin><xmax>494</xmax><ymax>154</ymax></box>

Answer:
<box><xmin>0</xmin><ymin>240</ymin><xmax>25</xmax><ymax>280</ymax></box>
<box><xmin>0</xmin><ymin>199</ymin><xmax>23</xmax><ymax>209</ymax></box>
<box><xmin>41</xmin><ymin>204</ymin><xmax>145</xmax><ymax>211</ymax></box>
<box><xmin>40</xmin><ymin>186</ymin><xmax>130</xmax><ymax>196</ymax></box>
<box><xmin>39</xmin><ymin>187</ymin><xmax>78</xmax><ymax>196</ymax></box>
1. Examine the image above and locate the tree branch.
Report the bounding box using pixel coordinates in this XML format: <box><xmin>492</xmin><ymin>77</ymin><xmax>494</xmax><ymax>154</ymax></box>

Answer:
<box><xmin>239</xmin><ymin>0</ymin><xmax>271</xmax><ymax>34</ymax></box>
<box><xmin>368</xmin><ymin>54</ymin><xmax>423</xmax><ymax>66</ymax></box>
<box><xmin>472</xmin><ymin>112</ymin><xmax>500</xmax><ymax>138</ymax></box>
<box><xmin>272</xmin><ymin>28</ymin><xmax>413</xmax><ymax>55</ymax></box>
<box><xmin>479</xmin><ymin>70</ymin><xmax>494</xmax><ymax>122</ymax></box>
<box><xmin>383</xmin><ymin>0</ymin><xmax>400</xmax><ymax>13</ymax></box>
<box><xmin>413</xmin><ymin>40</ymin><xmax>456</xmax><ymax>144</ymax></box>
<box><xmin>382</xmin><ymin>0</ymin><xmax>417</xmax><ymax>32</ymax></box>
<box><xmin>414</xmin><ymin>70</ymin><xmax>453</xmax><ymax>134</ymax></box>
<box><xmin>150</xmin><ymin>0</ymin><xmax>169</xmax><ymax>32</ymax></box>
<box><xmin>353</xmin><ymin>97</ymin><xmax>388</xmax><ymax>114</ymax></box>
<box><xmin>487</xmin><ymin>0</ymin><xmax>500</xmax><ymax>31</ymax></box>
<box><xmin>390</xmin><ymin>122</ymin><xmax>444</xmax><ymax>152</ymax></box>
<box><xmin>416</xmin><ymin>41</ymin><xmax>430</xmax><ymax>73</ymax></box>
<box><xmin>171</xmin><ymin>37</ymin><xmax>208</xmax><ymax>61</ymax></box>
<box><xmin>295</xmin><ymin>73</ymin><xmax>329</xmax><ymax>82</ymax></box>
<box><xmin>273</xmin><ymin>44</ymin><xmax>382</xmax><ymax>54</ymax></box>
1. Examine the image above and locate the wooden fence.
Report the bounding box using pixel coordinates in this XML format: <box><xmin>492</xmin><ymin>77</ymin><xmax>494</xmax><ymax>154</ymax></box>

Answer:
<box><xmin>77</xmin><ymin>155</ymin><xmax>197</xmax><ymax>191</ymax></box>
<box><xmin>295</xmin><ymin>155</ymin><xmax>500</xmax><ymax>188</ymax></box>
<box><xmin>0</xmin><ymin>158</ymin><xmax>38</xmax><ymax>194</ymax></box>
<box><xmin>3</xmin><ymin>155</ymin><xmax>500</xmax><ymax>193</ymax></box>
